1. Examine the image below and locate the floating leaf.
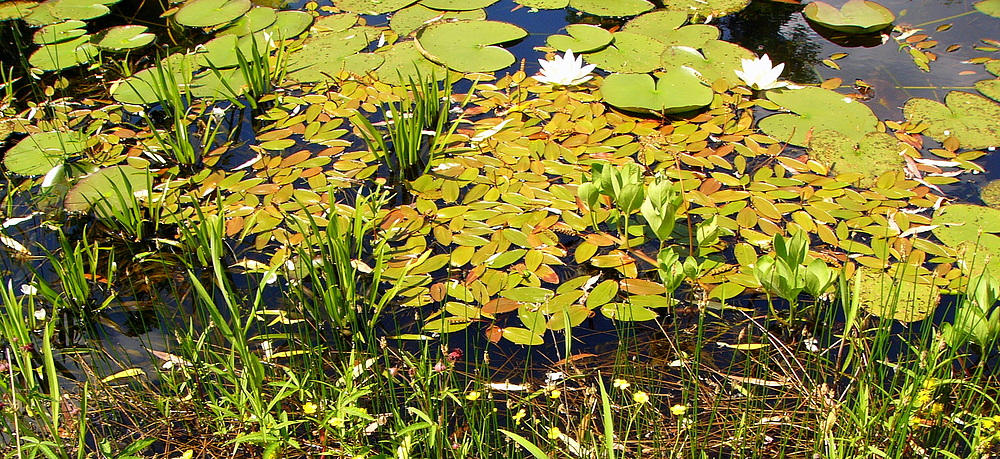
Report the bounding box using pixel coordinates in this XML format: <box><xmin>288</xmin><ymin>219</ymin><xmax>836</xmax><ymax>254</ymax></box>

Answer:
<box><xmin>334</xmin><ymin>0</ymin><xmax>417</xmax><ymax>15</ymax></box>
<box><xmin>657</xmin><ymin>0</ymin><xmax>749</xmax><ymax>19</ymax></box>
<box><xmin>546</xmin><ymin>24</ymin><xmax>613</xmax><ymax>53</ymax></box>
<box><xmin>284</xmin><ymin>26</ymin><xmax>382</xmax><ymax>82</ymax></box>
<box><xmin>390</xmin><ymin>4</ymin><xmax>486</xmax><ymax>36</ymax></box>
<box><xmin>931</xmin><ymin>204</ymin><xmax>1000</xmax><ymax>248</ymax></box>
<box><xmin>173</xmin><ymin>0</ymin><xmax>251</xmax><ymax>28</ymax></box>
<box><xmin>374</xmin><ymin>40</ymin><xmax>448</xmax><ymax>85</ymax></box>
<box><xmin>759</xmin><ymin>86</ymin><xmax>879</xmax><ymax>147</ymax></box>
<box><xmin>502</xmin><ymin>327</ymin><xmax>544</xmax><ymax>345</ymax></box>
<box><xmin>803</xmin><ymin>0</ymin><xmax>894</xmax><ymax>34</ymax></box>
<box><xmin>4</xmin><ymin>130</ymin><xmax>89</xmax><ymax>175</ymax></box>
<box><xmin>25</xmin><ymin>0</ymin><xmax>119</xmax><ymax>25</ymax></box>
<box><xmin>416</xmin><ymin>20</ymin><xmax>527</xmax><ymax>73</ymax></box>
<box><xmin>583</xmin><ymin>31</ymin><xmax>664</xmax><ymax>73</ymax></box>
<box><xmin>902</xmin><ymin>91</ymin><xmax>1000</xmax><ymax>149</ymax></box>
<box><xmin>29</xmin><ymin>34</ymin><xmax>98</xmax><ymax>71</ymax></box>
<box><xmin>64</xmin><ymin>165</ymin><xmax>150</xmax><ymax>217</ymax></box>
<box><xmin>660</xmin><ymin>40</ymin><xmax>755</xmax><ymax>82</ymax></box>
<box><xmin>601</xmin><ymin>69</ymin><xmax>713</xmax><ymax>114</ymax></box>
<box><xmin>601</xmin><ymin>303</ymin><xmax>657</xmax><ymax>321</ymax></box>
<box><xmin>217</xmin><ymin>6</ymin><xmax>276</xmax><ymax>36</ymax></box>
<box><xmin>624</xmin><ymin>10</ymin><xmax>719</xmax><ymax>47</ymax></box>
<box><xmin>419</xmin><ymin>0</ymin><xmax>498</xmax><ymax>10</ymax></box>
<box><xmin>96</xmin><ymin>25</ymin><xmax>155</xmax><ymax>50</ymax></box>
<box><xmin>974</xmin><ymin>0</ymin><xmax>1000</xmax><ymax>17</ymax></box>
<box><xmin>856</xmin><ymin>268</ymin><xmax>938</xmax><ymax>322</ymax></box>
<box><xmin>501</xmin><ymin>286</ymin><xmax>553</xmax><ymax>303</ymax></box>
<box><xmin>33</xmin><ymin>19</ymin><xmax>86</xmax><ymax>44</ymax></box>
<box><xmin>808</xmin><ymin>131</ymin><xmax>907</xmax><ymax>187</ymax></box>
<box><xmin>570</xmin><ymin>0</ymin><xmax>653</xmax><ymax>17</ymax></box>
<box><xmin>0</xmin><ymin>1</ymin><xmax>39</xmax><ymax>21</ymax></box>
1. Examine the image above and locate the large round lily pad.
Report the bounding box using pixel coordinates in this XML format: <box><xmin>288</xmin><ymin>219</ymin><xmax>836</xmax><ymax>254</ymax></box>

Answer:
<box><xmin>174</xmin><ymin>0</ymin><xmax>251</xmax><ymax>28</ymax></box>
<box><xmin>601</xmin><ymin>69</ymin><xmax>712</xmax><ymax>114</ymax></box>
<box><xmin>190</xmin><ymin>68</ymin><xmax>249</xmax><ymax>99</ymax></box>
<box><xmin>976</xmin><ymin>0</ymin><xmax>1000</xmax><ymax>17</ymax></box>
<box><xmin>334</xmin><ymin>0</ymin><xmax>416</xmax><ymax>14</ymax></box>
<box><xmin>803</xmin><ymin>0</ymin><xmax>894</xmax><ymax>34</ymax></box>
<box><xmin>96</xmin><ymin>25</ymin><xmax>156</xmax><ymax>50</ymax></box>
<box><xmin>931</xmin><ymin>204</ymin><xmax>1000</xmax><ymax>248</ymax></box>
<box><xmin>416</xmin><ymin>20</ymin><xmax>527</xmax><ymax>73</ymax></box>
<box><xmin>29</xmin><ymin>35</ymin><xmax>98</xmax><ymax>71</ymax></box>
<box><xmin>374</xmin><ymin>40</ymin><xmax>448</xmax><ymax>85</ymax></box>
<box><xmin>659</xmin><ymin>0</ymin><xmax>750</xmax><ymax>19</ymax></box>
<box><xmin>264</xmin><ymin>10</ymin><xmax>313</xmax><ymax>39</ymax></box>
<box><xmin>0</xmin><ymin>1</ymin><xmax>38</xmax><ymax>21</ymax></box>
<box><xmin>284</xmin><ymin>25</ymin><xmax>382</xmax><ymax>82</ymax></box>
<box><xmin>390</xmin><ymin>4</ymin><xmax>486</xmax><ymax>36</ymax></box>
<box><xmin>419</xmin><ymin>0</ymin><xmax>498</xmax><ymax>10</ymax></box>
<box><xmin>857</xmin><ymin>268</ymin><xmax>938</xmax><ymax>322</ymax></box>
<box><xmin>216</xmin><ymin>6</ymin><xmax>276</xmax><ymax>36</ymax></box>
<box><xmin>547</xmin><ymin>24</ymin><xmax>613</xmax><ymax>53</ymax></box>
<box><xmin>807</xmin><ymin>130</ymin><xmax>907</xmax><ymax>187</ymax></box>
<box><xmin>902</xmin><ymin>91</ymin><xmax>1000</xmax><ymax>150</ymax></box>
<box><xmin>660</xmin><ymin>40</ymin><xmax>753</xmax><ymax>82</ymax></box>
<box><xmin>25</xmin><ymin>0</ymin><xmax>119</xmax><ymax>26</ymax></box>
<box><xmin>582</xmin><ymin>31</ymin><xmax>664</xmax><ymax>73</ymax></box>
<box><xmin>515</xmin><ymin>0</ymin><xmax>567</xmax><ymax>8</ymax></box>
<box><xmin>33</xmin><ymin>19</ymin><xmax>86</xmax><ymax>44</ymax></box>
<box><xmin>4</xmin><ymin>130</ymin><xmax>89</xmax><ymax>175</ymax></box>
<box><xmin>624</xmin><ymin>10</ymin><xmax>719</xmax><ymax>47</ymax></box>
<box><xmin>111</xmin><ymin>54</ymin><xmax>196</xmax><ymax>105</ymax></box>
<box><xmin>570</xmin><ymin>0</ymin><xmax>653</xmax><ymax>16</ymax></box>
<box><xmin>976</xmin><ymin>78</ymin><xmax>1000</xmax><ymax>103</ymax></box>
<box><xmin>65</xmin><ymin>165</ymin><xmax>150</xmax><ymax>217</ymax></box>
<box><xmin>758</xmin><ymin>86</ymin><xmax>879</xmax><ymax>147</ymax></box>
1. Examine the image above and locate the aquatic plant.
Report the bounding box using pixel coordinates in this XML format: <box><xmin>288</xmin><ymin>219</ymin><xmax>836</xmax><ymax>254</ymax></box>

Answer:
<box><xmin>733</xmin><ymin>54</ymin><xmax>787</xmax><ymax>90</ymax></box>
<box><xmin>533</xmin><ymin>49</ymin><xmax>595</xmax><ymax>87</ymax></box>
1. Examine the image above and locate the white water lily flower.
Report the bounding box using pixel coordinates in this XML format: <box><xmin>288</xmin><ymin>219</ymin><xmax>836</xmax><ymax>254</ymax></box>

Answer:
<box><xmin>734</xmin><ymin>54</ymin><xmax>788</xmax><ymax>90</ymax></box>
<box><xmin>535</xmin><ymin>49</ymin><xmax>596</xmax><ymax>87</ymax></box>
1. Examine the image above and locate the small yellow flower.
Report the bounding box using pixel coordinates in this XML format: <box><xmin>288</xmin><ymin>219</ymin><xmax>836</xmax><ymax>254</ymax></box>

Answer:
<box><xmin>466</xmin><ymin>391</ymin><xmax>481</xmax><ymax>401</ymax></box>
<box><xmin>549</xmin><ymin>389</ymin><xmax>562</xmax><ymax>399</ymax></box>
<box><xmin>670</xmin><ymin>404</ymin><xmax>688</xmax><ymax>416</ymax></box>
<box><xmin>613</xmin><ymin>379</ymin><xmax>630</xmax><ymax>390</ymax></box>
<box><xmin>633</xmin><ymin>391</ymin><xmax>650</xmax><ymax>404</ymax></box>
<box><xmin>512</xmin><ymin>408</ymin><xmax>527</xmax><ymax>425</ymax></box>
<box><xmin>547</xmin><ymin>426</ymin><xmax>562</xmax><ymax>440</ymax></box>
<box><xmin>328</xmin><ymin>416</ymin><xmax>345</xmax><ymax>428</ymax></box>
<box><xmin>302</xmin><ymin>402</ymin><xmax>318</xmax><ymax>415</ymax></box>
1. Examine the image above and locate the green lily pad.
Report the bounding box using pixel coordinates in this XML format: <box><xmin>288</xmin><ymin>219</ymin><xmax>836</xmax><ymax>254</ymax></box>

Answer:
<box><xmin>419</xmin><ymin>0</ymin><xmax>498</xmax><ymax>10</ymax></box>
<box><xmin>216</xmin><ymin>6</ymin><xmax>276</xmax><ymax>36</ymax></box>
<box><xmin>660</xmin><ymin>40</ymin><xmax>754</xmax><ymax>82</ymax></box>
<box><xmin>807</xmin><ymin>131</ymin><xmax>907</xmax><ymax>188</ymax></box>
<box><xmin>374</xmin><ymin>40</ymin><xmax>448</xmax><ymax>85</ymax></box>
<box><xmin>976</xmin><ymin>79</ymin><xmax>1000</xmax><ymax>103</ymax></box>
<box><xmin>25</xmin><ymin>0</ymin><xmax>119</xmax><ymax>25</ymax></box>
<box><xmin>803</xmin><ymin>0</ymin><xmax>894</xmax><ymax>34</ymax></box>
<box><xmin>583</xmin><ymin>31</ymin><xmax>664</xmax><ymax>73</ymax></box>
<box><xmin>758</xmin><ymin>86</ymin><xmax>879</xmax><ymax>147</ymax></box>
<box><xmin>932</xmin><ymin>204</ymin><xmax>1000</xmax><ymax>248</ymax></box>
<box><xmin>263</xmin><ymin>10</ymin><xmax>313</xmax><ymax>40</ymax></box>
<box><xmin>334</xmin><ymin>0</ymin><xmax>417</xmax><ymax>14</ymax></box>
<box><xmin>601</xmin><ymin>69</ymin><xmax>713</xmax><ymax>114</ymax></box>
<box><xmin>33</xmin><ymin>20</ymin><xmax>86</xmax><ymax>44</ymax></box>
<box><xmin>981</xmin><ymin>180</ymin><xmax>1000</xmax><ymax>209</ymax></box>
<box><xmin>974</xmin><ymin>0</ymin><xmax>1000</xmax><ymax>17</ymax></box>
<box><xmin>570</xmin><ymin>0</ymin><xmax>653</xmax><ymax>16</ymax></box>
<box><xmin>64</xmin><ymin>165</ymin><xmax>150</xmax><ymax>217</ymax></box>
<box><xmin>514</xmin><ymin>0</ymin><xmax>566</xmax><ymax>8</ymax></box>
<box><xmin>902</xmin><ymin>91</ymin><xmax>1000</xmax><ymax>150</ymax></box>
<box><xmin>987</xmin><ymin>60</ymin><xmax>1000</xmax><ymax>76</ymax></box>
<box><xmin>390</xmin><ymin>4</ymin><xmax>486</xmax><ymax>36</ymax></box>
<box><xmin>857</xmin><ymin>268</ymin><xmax>938</xmax><ymax>322</ymax></box>
<box><xmin>29</xmin><ymin>35</ymin><xmax>98</xmax><ymax>71</ymax></box>
<box><xmin>0</xmin><ymin>1</ymin><xmax>38</xmax><ymax>21</ymax></box>
<box><xmin>190</xmin><ymin>67</ymin><xmax>249</xmax><ymax>99</ymax></box>
<box><xmin>658</xmin><ymin>0</ymin><xmax>749</xmax><ymax>19</ymax></box>
<box><xmin>546</xmin><ymin>24</ymin><xmax>613</xmax><ymax>53</ymax></box>
<box><xmin>3</xmin><ymin>130</ymin><xmax>89</xmax><ymax>175</ymax></box>
<box><xmin>311</xmin><ymin>12</ymin><xmax>359</xmax><ymax>33</ymax></box>
<box><xmin>955</xmin><ymin>241</ymin><xmax>1000</xmax><ymax>281</ymax></box>
<box><xmin>285</xmin><ymin>25</ymin><xmax>382</xmax><ymax>82</ymax></box>
<box><xmin>111</xmin><ymin>54</ymin><xmax>196</xmax><ymax>105</ymax></box>
<box><xmin>193</xmin><ymin>34</ymin><xmax>240</xmax><ymax>68</ymax></box>
<box><xmin>96</xmin><ymin>25</ymin><xmax>156</xmax><ymax>50</ymax></box>
<box><xmin>173</xmin><ymin>0</ymin><xmax>251</xmax><ymax>28</ymax></box>
<box><xmin>624</xmin><ymin>10</ymin><xmax>719</xmax><ymax>47</ymax></box>
<box><xmin>416</xmin><ymin>20</ymin><xmax>527</xmax><ymax>73</ymax></box>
